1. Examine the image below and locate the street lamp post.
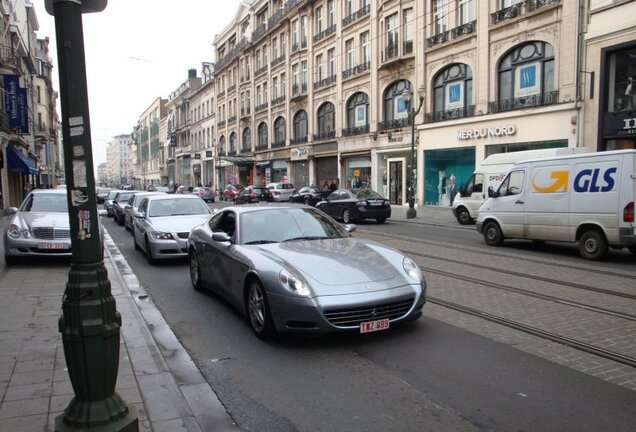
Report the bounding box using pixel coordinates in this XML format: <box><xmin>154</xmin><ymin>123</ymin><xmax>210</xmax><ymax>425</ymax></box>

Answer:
<box><xmin>402</xmin><ymin>85</ymin><xmax>426</xmax><ymax>219</ymax></box>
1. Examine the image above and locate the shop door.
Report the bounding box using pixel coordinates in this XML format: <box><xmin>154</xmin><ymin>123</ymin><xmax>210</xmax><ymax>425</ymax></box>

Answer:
<box><xmin>389</xmin><ymin>160</ymin><xmax>403</xmax><ymax>205</ymax></box>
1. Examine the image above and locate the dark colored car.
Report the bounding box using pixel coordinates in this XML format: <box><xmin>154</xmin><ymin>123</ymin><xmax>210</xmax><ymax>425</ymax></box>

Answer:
<box><xmin>192</xmin><ymin>187</ymin><xmax>216</xmax><ymax>203</ymax></box>
<box><xmin>221</xmin><ymin>184</ymin><xmax>243</xmax><ymax>201</ymax></box>
<box><xmin>316</xmin><ymin>188</ymin><xmax>391</xmax><ymax>224</ymax></box>
<box><xmin>96</xmin><ymin>187</ymin><xmax>111</xmax><ymax>204</ymax></box>
<box><xmin>113</xmin><ymin>190</ymin><xmax>138</xmax><ymax>225</ymax></box>
<box><xmin>290</xmin><ymin>186</ymin><xmax>332</xmax><ymax>206</ymax></box>
<box><xmin>235</xmin><ymin>186</ymin><xmax>273</xmax><ymax>204</ymax></box>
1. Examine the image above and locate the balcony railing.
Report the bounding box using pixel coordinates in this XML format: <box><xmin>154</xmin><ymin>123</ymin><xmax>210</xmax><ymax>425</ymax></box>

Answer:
<box><xmin>227</xmin><ymin>115</ymin><xmax>237</xmax><ymax>124</ymax></box>
<box><xmin>313</xmin><ymin>130</ymin><xmax>336</xmax><ymax>141</ymax></box>
<box><xmin>240</xmin><ymin>146</ymin><xmax>252</xmax><ymax>154</ymax></box>
<box><xmin>342</xmin><ymin>4</ymin><xmax>370</xmax><ymax>27</ymax></box>
<box><xmin>215</xmin><ymin>37</ymin><xmax>250</xmax><ymax>71</ymax></box>
<box><xmin>428</xmin><ymin>21</ymin><xmax>477</xmax><ymax>48</ymax></box>
<box><xmin>217</xmin><ymin>90</ymin><xmax>226</xmax><ymax>98</ymax></box>
<box><xmin>378</xmin><ymin>118</ymin><xmax>409</xmax><ymax>131</ymax></box>
<box><xmin>314</xmin><ymin>75</ymin><xmax>337</xmax><ymax>90</ymax></box>
<box><xmin>403</xmin><ymin>40</ymin><xmax>414</xmax><ymax>55</ymax></box>
<box><xmin>271</xmin><ymin>55</ymin><xmax>286</xmax><ymax>68</ymax></box>
<box><xmin>291</xmin><ymin>83</ymin><xmax>308</xmax><ymax>98</ymax></box>
<box><xmin>290</xmin><ymin>136</ymin><xmax>308</xmax><ymax>145</ymax></box>
<box><xmin>217</xmin><ymin>119</ymin><xmax>226</xmax><ymax>127</ymax></box>
<box><xmin>240</xmin><ymin>107</ymin><xmax>251</xmax><ymax>118</ymax></box>
<box><xmin>255</xmin><ymin>143</ymin><xmax>268</xmax><ymax>151</ymax></box>
<box><xmin>255</xmin><ymin>102</ymin><xmax>269</xmax><ymax>113</ymax></box>
<box><xmin>271</xmin><ymin>140</ymin><xmax>286</xmax><ymax>148</ymax></box>
<box><xmin>491</xmin><ymin>0</ymin><xmax>560</xmax><ymax>25</ymax></box>
<box><xmin>255</xmin><ymin>65</ymin><xmax>268</xmax><ymax>77</ymax></box>
<box><xmin>342</xmin><ymin>61</ymin><xmax>371</xmax><ymax>80</ymax></box>
<box><xmin>227</xmin><ymin>84</ymin><xmax>236</xmax><ymax>93</ymax></box>
<box><xmin>489</xmin><ymin>91</ymin><xmax>559</xmax><ymax>113</ymax></box>
<box><xmin>424</xmin><ymin>106</ymin><xmax>475</xmax><ymax>123</ymax></box>
<box><xmin>271</xmin><ymin>95</ymin><xmax>287</xmax><ymax>106</ymax></box>
<box><xmin>252</xmin><ymin>23</ymin><xmax>268</xmax><ymax>42</ymax></box>
<box><xmin>313</xmin><ymin>24</ymin><xmax>336</xmax><ymax>44</ymax></box>
<box><xmin>228</xmin><ymin>149</ymin><xmax>237</xmax><ymax>156</ymax></box>
<box><xmin>342</xmin><ymin>125</ymin><xmax>369</xmax><ymax>136</ymax></box>
<box><xmin>382</xmin><ymin>43</ymin><xmax>399</xmax><ymax>62</ymax></box>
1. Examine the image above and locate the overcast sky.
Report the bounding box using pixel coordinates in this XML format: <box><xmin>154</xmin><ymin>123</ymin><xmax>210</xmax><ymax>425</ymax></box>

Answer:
<box><xmin>33</xmin><ymin>0</ymin><xmax>241</xmax><ymax>169</ymax></box>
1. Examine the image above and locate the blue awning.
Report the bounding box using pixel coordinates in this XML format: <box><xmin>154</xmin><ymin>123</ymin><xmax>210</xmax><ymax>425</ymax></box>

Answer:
<box><xmin>7</xmin><ymin>146</ymin><xmax>38</xmax><ymax>175</ymax></box>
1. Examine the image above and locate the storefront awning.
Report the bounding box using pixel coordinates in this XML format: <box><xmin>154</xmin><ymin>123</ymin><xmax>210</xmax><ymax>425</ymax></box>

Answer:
<box><xmin>7</xmin><ymin>146</ymin><xmax>38</xmax><ymax>175</ymax></box>
<box><xmin>220</xmin><ymin>155</ymin><xmax>255</xmax><ymax>166</ymax></box>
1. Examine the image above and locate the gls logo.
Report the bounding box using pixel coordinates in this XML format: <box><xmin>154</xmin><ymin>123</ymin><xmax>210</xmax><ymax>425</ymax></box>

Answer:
<box><xmin>573</xmin><ymin>168</ymin><xmax>617</xmax><ymax>193</ymax></box>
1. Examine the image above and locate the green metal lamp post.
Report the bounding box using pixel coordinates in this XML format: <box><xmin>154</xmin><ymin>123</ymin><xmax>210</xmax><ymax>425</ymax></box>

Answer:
<box><xmin>45</xmin><ymin>0</ymin><xmax>138</xmax><ymax>430</ymax></box>
<box><xmin>403</xmin><ymin>85</ymin><xmax>425</xmax><ymax>219</ymax></box>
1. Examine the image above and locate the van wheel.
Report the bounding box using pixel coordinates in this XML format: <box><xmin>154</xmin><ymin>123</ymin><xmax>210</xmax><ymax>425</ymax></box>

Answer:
<box><xmin>456</xmin><ymin>207</ymin><xmax>473</xmax><ymax>225</ymax></box>
<box><xmin>483</xmin><ymin>222</ymin><xmax>504</xmax><ymax>246</ymax></box>
<box><xmin>578</xmin><ymin>230</ymin><xmax>608</xmax><ymax>261</ymax></box>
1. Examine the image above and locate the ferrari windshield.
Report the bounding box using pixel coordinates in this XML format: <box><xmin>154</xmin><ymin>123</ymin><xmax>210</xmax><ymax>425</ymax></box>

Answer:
<box><xmin>241</xmin><ymin>208</ymin><xmax>350</xmax><ymax>244</ymax></box>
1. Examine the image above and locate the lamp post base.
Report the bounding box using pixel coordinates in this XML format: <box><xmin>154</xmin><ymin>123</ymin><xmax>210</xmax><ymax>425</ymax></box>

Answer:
<box><xmin>406</xmin><ymin>207</ymin><xmax>417</xmax><ymax>219</ymax></box>
<box><xmin>55</xmin><ymin>402</ymin><xmax>138</xmax><ymax>432</ymax></box>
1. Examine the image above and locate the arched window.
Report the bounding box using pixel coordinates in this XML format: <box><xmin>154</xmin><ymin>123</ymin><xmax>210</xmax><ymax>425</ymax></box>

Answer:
<box><xmin>495</xmin><ymin>41</ymin><xmax>555</xmax><ymax>112</ymax></box>
<box><xmin>345</xmin><ymin>92</ymin><xmax>369</xmax><ymax>134</ymax></box>
<box><xmin>316</xmin><ymin>102</ymin><xmax>335</xmax><ymax>139</ymax></box>
<box><xmin>242</xmin><ymin>128</ymin><xmax>251</xmax><ymax>152</ymax></box>
<box><xmin>229</xmin><ymin>132</ymin><xmax>237</xmax><ymax>154</ymax></box>
<box><xmin>257</xmin><ymin>122</ymin><xmax>268</xmax><ymax>148</ymax></box>
<box><xmin>431</xmin><ymin>63</ymin><xmax>473</xmax><ymax>121</ymax></box>
<box><xmin>218</xmin><ymin>135</ymin><xmax>226</xmax><ymax>155</ymax></box>
<box><xmin>382</xmin><ymin>80</ymin><xmax>411</xmax><ymax>128</ymax></box>
<box><xmin>293</xmin><ymin>110</ymin><xmax>308</xmax><ymax>141</ymax></box>
<box><xmin>273</xmin><ymin>117</ymin><xmax>286</xmax><ymax>146</ymax></box>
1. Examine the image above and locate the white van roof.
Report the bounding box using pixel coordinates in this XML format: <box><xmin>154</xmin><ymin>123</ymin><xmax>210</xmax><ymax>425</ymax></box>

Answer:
<box><xmin>512</xmin><ymin>148</ymin><xmax>636</xmax><ymax>166</ymax></box>
<box><xmin>481</xmin><ymin>147</ymin><xmax>590</xmax><ymax>167</ymax></box>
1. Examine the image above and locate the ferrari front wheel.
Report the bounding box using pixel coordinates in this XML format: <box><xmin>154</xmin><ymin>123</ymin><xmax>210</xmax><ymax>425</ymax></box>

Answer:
<box><xmin>247</xmin><ymin>280</ymin><xmax>275</xmax><ymax>339</ymax></box>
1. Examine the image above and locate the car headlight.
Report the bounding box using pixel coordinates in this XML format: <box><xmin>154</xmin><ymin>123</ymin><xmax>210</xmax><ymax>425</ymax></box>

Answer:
<box><xmin>7</xmin><ymin>224</ymin><xmax>22</xmax><ymax>239</ymax></box>
<box><xmin>403</xmin><ymin>256</ymin><xmax>422</xmax><ymax>282</ymax></box>
<box><xmin>279</xmin><ymin>269</ymin><xmax>311</xmax><ymax>296</ymax></box>
<box><xmin>150</xmin><ymin>231</ymin><xmax>174</xmax><ymax>240</ymax></box>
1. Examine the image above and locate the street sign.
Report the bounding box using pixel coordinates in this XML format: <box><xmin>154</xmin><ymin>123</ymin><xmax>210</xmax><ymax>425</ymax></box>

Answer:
<box><xmin>45</xmin><ymin>0</ymin><xmax>107</xmax><ymax>15</ymax></box>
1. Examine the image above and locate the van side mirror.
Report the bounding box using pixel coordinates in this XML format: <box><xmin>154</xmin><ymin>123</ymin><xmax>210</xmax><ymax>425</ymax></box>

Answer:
<box><xmin>488</xmin><ymin>186</ymin><xmax>498</xmax><ymax>198</ymax></box>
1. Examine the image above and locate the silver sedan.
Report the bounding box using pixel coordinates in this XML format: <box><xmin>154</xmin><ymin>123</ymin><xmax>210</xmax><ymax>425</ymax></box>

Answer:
<box><xmin>132</xmin><ymin>194</ymin><xmax>212</xmax><ymax>264</ymax></box>
<box><xmin>187</xmin><ymin>204</ymin><xmax>426</xmax><ymax>339</ymax></box>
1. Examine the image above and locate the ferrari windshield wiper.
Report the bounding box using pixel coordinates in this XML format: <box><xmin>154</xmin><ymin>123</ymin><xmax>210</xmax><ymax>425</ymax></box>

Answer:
<box><xmin>244</xmin><ymin>240</ymin><xmax>279</xmax><ymax>245</ymax></box>
<box><xmin>282</xmin><ymin>236</ymin><xmax>330</xmax><ymax>242</ymax></box>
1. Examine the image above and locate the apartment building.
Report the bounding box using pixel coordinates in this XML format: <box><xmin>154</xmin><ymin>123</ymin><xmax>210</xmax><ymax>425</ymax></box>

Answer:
<box><xmin>188</xmin><ymin>62</ymin><xmax>216</xmax><ymax>187</ymax></box>
<box><xmin>133</xmin><ymin>97</ymin><xmax>167</xmax><ymax>189</ymax></box>
<box><xmin>212</xmin><ymin>0</ymin><xmax>594</xmax><ymax>208</ymax></box>
<box><xmin>106</xmin><ymin>134</ymin><xmax>131</xmax><ymax>187</ymax></box>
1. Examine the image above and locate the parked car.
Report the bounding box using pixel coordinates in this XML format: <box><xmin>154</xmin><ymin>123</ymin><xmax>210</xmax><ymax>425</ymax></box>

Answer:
<box><xmin>154</xmin><ymin>186</ymin><xmax>170</xmax><ymax>193</ymax></box>
<box><xmin>289</xmin><ymin>186</ymin><xmax>332</xmax><ymax>206</ymax></box>
<box><xmin>187</xmin><ymin>204</ymin><xmax>426</xmax><ymax>338</ymax></box>
<box><xmin>175</xmin><ymin>185</ymin><xmax>195</xmax><ymax>194</ymax></box>
<box><xmin>192</xmin><ymin>187</ymin><xmax>216</xmax><ymax>203</ymax></box>
<box><xmin>235</xmin><ymin>186</ymin><xmax>273</xmax><ymax>204</ymax></box>
<box><xmin>316</xmin><ymin>188</ymin><xmax>391</xmax><ymax>224</ymax></box>
<box><xmin>221</xmin><ymin>184</ymin><xmax>243</xmax><ymax>201</ymax></box>
<box><xmin>132</xmin><ymin>195</ymin><xmax>212</xmax><ymax>264</ymax></box>
<box><xmin>3</xmin><ymin>190</ymin><xmax>72</xmax><ymax>265</ymax></box>
<box><xmin>96</xmin><ymin>187</ymin><xmax>111</xmax><ymax>204</ymax></box>
<box><xmin>112</xmin><ymin>190</ymin><xmax>138</xmax><ymax>225</ymax></box>
<box><xmin>124</xmin><ymin>191</ymin><xmax>166</xmax><ymax>232</ymax></box>
<box><xmin>103</xmin><ymin>190</ymin><xmax>119</xmax><ymax>216</ymax></box>
<box><xmin>266</xmin><ymin>182</ymin><xmax>296</xmax><ymax>202</ymax></box>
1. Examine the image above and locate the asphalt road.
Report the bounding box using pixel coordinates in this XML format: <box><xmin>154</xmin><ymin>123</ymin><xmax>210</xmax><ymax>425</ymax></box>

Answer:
<box><xmin>103</xmin><ymin>212</ymin><xmax>636</xmax><ymax>432</ymax></box>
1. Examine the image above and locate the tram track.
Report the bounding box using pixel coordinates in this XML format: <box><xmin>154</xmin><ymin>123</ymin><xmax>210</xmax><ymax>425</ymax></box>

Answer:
<box><xmin>427</xmin><ymin>295</ymin><xmax>636</xmax><ymax>369</ymax></box>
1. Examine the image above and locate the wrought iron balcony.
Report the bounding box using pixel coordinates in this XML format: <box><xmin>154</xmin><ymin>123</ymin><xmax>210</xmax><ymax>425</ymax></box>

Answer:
<box><xmin>255</xmin><ymin>65</ymin><xmax>268</xmax><ymax>77</ymax></box>
<box><xmin>271</xmin><ymin>95</ymin><xmax>287</xmax><ymax>106</ymax></box>
<box><xmin>252</xmin><ymin>23</ymin><xmax>268</xmax><ymax>42</ymax></box>
<box><xmin>227</xmin><ymin>84</ymin><xmax>236</xmax><ymax>93</ymax></box>
<box><xmin>342</xmin><ymin>125</ymin><xmax>369</xmax><ymax>136</ymax></box>
<box><xmin>378</xmin><ymin>118</ymin><xmax>409</xmax><ymax>131</ymax></box>
<box><xmin>255</xmin><ymin>102</ymin><xmax>269</xmax><ymax>113</ymax></box>
<box><xmin>382</xmin><ymin>43</ymin><xmax>400</xmax><ymax>62</ymax></box>
<box><xmin>314</xmin><ymin>75</ymin><xmax>337</xmax><ymax>90</ymax></box>
<box><xmin>240</xmin><ymin>107</ymin><xmax>251</xmax><ymax>118</ymax></box>
<box><xmin>489</xmin><ymin>91</ymin><xmax>559</xmax><ymax>113</ymax></box>
<box><xmin>313</xmin><ymin>130</ymin><xmax>336</xmax><ymax>141</ymax></box>
<box><xmin>271</xmin><ymin>55</ymin><xmax>286</xmax><ymax>68</ymax></box>
<box><xmin>451</xmin><ymin>20</ymin><xmax>477</xmax><ymax>39</ymax></box>
<box><xmin>217</xmin><ymin>119</ymin><xmax>226</xmax><ymax>127</ymax></box>
<box><xmin>271</xmin><ymin>140</ymin><xmax>286</xmax><ymax>148</ymax></box>
<box><xmin>290</xmin><ymin>136</ymin><xmax>308</xmax><ymax>145</ymax></box>
<box><xmin>240</xmin><ymin>146</ymin><xmax>252</xmax><ymax>154</ymax></box>
<box><xmin>342</xmin><ymin>61</ymin><xmax>371</xmax><ymax>80</ymax></box>
<box><xmin>424</xmin><ymin>106</ymin><xmax>475</xmax><ymax>124</ymax></box>
<box><xmin>217</xmin><ymin>90</ymin><xmax>226</xmax><ymax>98</ymax></box>
<box><xmin>255</xmin><ymin>143</ymin><xmax>268</xmax><ymax>151</ymax></box>
<box><xmin>227</xmin><ymin>115</ymin><xmax>237</xmax><ymax>124</ymax></box>
<box><xmin>291</xmin><ymin>83</ymin><xmax>308</xmax><ymax>98</ymax></box>
<box><xmin>491</xmin><ymin>0</ymin><xmax>560</xmax><ymax>25</ymax></box>
<box><xmin>313</xmin><ymin>24</ymin><xmax>336</xmax><ymax>44</ymax></box>
<box><xmin>342</xmin><ymin>4</ymin><xmax>370</xmax><ymax>27</ymax></box>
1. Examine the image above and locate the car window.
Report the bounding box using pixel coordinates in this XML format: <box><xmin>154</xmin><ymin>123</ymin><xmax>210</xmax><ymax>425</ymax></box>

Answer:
<box><xmin>283</xmin><ymin>184</ymin><xmax>294</xmax><ymax>189</ymax></box>
<box><xmin>355</xmin><ymin>189</ymin><xmax>383</xmax><ymax>199</ymax></box>
<box><xmin>22</xmin><ymin>193</ymin><xmax>68</xmax><ymax>212</ymax></box>
<box><xmin>138</xmin><ymin>198</ymin><xmax>149</xmax><ymax>214</ymax></box>
<box><xmin>214</xmin><ymin>211</ymin><xmax>236</xmax><ymax>236</ymax></box>
<box><xmin>498</xmin><ymin>170</ymin><xmax>525</xmax><ymax>196</ymax></box>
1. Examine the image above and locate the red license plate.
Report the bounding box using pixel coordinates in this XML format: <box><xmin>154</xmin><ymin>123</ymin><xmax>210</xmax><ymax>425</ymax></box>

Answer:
<box><xmin>360</xmin><ymin>318</ymin><xmax>390</xmax><ymax>333</ymax></box>
<box><xmin>39</xmin><ymin>242</ymin><xmax>65</xmax><ymax>250</ymax></box>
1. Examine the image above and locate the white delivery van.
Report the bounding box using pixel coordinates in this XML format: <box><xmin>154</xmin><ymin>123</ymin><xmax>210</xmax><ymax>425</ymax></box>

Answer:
<box><xmin>476</xmin><ymin>150</ymin><xmax>636</xmax><ymax>260</ymax></box>
<box><xmin>452</xmin><ymin>147</ymin><xmax>589</xmax><ymax>225</ymax></box>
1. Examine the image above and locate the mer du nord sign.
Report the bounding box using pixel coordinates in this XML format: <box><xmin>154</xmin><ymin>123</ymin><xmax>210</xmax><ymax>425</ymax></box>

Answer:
<box><xmin>457</xmin><ymin>125</ymin><xmax>516</xmax><ymax>140</ymax></box>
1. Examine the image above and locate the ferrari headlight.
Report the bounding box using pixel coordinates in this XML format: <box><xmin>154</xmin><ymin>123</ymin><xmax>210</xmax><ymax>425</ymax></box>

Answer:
<box><xmin>6</xmin><ymin>224</ymin><xmax>31</xmax><ymax>239</ymax></box>
<box><xmin>279</xmin><ymin>269</ymin><xmax>311</xmax><ymax>296</ymax></box>
<box><xmin>150</xmin><ymin>231</ymin><xmax>174</xmax><ymax>240</ymax></box>
<box><xmin>403</xmin><ymin>256</ymin><xmax>422</xmax><ymax>282</ymax></box>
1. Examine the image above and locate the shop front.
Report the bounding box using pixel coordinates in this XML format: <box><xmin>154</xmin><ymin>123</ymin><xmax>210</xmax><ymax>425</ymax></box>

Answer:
<box><xmin>420</xmin><ymin>107</ymin><xmax>577</xmax><ymax>206</ymax></box>
<box><xmin>203</xmin><ymin>150</ymin><xmax>214</xmax><ymax>187</ymax></box>
<box><xmin>290</xmin><ymin>145</ymin><xmax>311</xmax><ymax>187</ymax></box>
<box><xmin>313</xmin><ymin>142</ymin><xmax>338</xmax><ymax>187</ymax></box>
<box><xmin>271</xmin><ymin>159</ymin><xmax>288</xmax><ymax>183</ymax></box>
<box><xmin>342</xmin><ymin>154</ymin><xmax>371</xmax><ymax>190</ymax></box>
<box><xmin>192</xmin><ymin>161</ymin><xmax>201</xmax><ymax>186</ymax></box>
<box><xmin>375</xmin><ymin>148</ymin><xmax>411</xmax><ymax>205</ymax></box>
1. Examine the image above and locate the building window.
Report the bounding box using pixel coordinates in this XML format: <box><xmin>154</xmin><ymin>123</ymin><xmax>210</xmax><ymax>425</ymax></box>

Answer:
<box><xmin>346</xmin><ymin>92</ymin><xmax>369</xmax><ymax>129</ymax></box>
<box><xmin>292</xmin><ymin>19</ymin><xmax>299</xmax><ymax>47</ymax></box>
<box><xmin>606</xmin><ymin>45</ymin><xmax>636</xmax><ymax>113</ymax></box>
<box><xmin>293</xmin><ymin>110</ymin><xmax>308</xmax><ymax>139</ymax></box>
<box><xmin>383</xmin><ymin>80</ymin><xmax>411</xmax><ymax>122</ymax></box>
<box><xmin>328</xmin><ymin>48</ymin><xmax>336</xmax><ymax>77</ymax></box>
<box><xmin>317</xmin><ymin>102</ymin><xmax>335</xmax><ymax>135</ymax></box>
<box><xmin>433</xmin><ymin>63</ymin><xmax>473</xmax><ymax>112</ymax></box>
<box><xmin>433</xmin><ymin>0</ymin><xmax>448</xmax><ymax>35</ymax></box>
<box><xmin>274</xmin><ymin>117</ymin><xmax>286</xmax><ymax>144</ymax></box>
<box><xmin>497</xmin><ymin>41</ymin><xmax>555</xmax><ymax>102</ymax></box>
<box><xmin>242</xmin><ymin>128</ymin><xmax>251</xmax><ymax>151</ymax></box>
<box><xmin>403</xmin><ymin>8</ymin><xmax>414</xmax><ymax>50</ymax></box>
<box><xmin>385</xmin><ymin>13</ymin><xmax>398</xmax><ymax>49</ymax></box>
<box><xmin>327</xmin><ymin>0</ymin><xmax>334</xmax><ymax>27</ymax></box>
<box><xmin>229</xmin><ymin>132</ymin><xmax>237</xmax><ymax>154</ymax></box>
<box><xmin>459</xmin><ymin>0</ymin><xmax>475</xmax><ymax>24</ymax></box>
<box><xmin>315</xmin><ymin>6</ymin><xmax>323</xmax><ymax>33</ymax></box>
<box><xmin>345</xmin><ymin>39</ymin><xmax>355</xmax><ymax>69</ymax></box>
<box><xmin>258</xmin><ymin>122</ymin><xmax>268</xmax><ymax>147</ymax></box>
<box><xmin>219</xmin><ymin>135</ymin><xmax>226</xmax><ymax>154</ymax></box>
<box><xmin>316</xmin><ymin>54</ymin><xmax>324</xmax><ymax>81</ymax></box>
<box><xmin>360</xmin><ymin>31</ymin><xmax>369</xmax><ymax>64</ymax></box>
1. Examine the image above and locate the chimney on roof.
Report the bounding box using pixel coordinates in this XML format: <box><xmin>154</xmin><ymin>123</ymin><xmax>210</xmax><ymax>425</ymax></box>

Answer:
<box><xmin>188</xmin><ymin>68</ymin><xmax>197</xmax><ymax>79</ymax></box>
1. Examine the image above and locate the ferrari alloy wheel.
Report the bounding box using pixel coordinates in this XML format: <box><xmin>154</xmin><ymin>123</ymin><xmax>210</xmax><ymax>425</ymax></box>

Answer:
<box><xmin>247</xmin><ymin>280</ymin><xmax>275</xmax><ymax>339</ymax></box>
<box><xmin>189</xmin><ymin>249</ymin><xmax>203</xmax><ymax>291</ymax></box>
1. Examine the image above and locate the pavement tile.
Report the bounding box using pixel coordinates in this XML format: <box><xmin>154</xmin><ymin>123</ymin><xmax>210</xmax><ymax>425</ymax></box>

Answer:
<box><xmin>8</xmin><ymin>369</ymin><xmax>53</xmax><ymax>387</ymax></box>
<box><xmin>0</xmin><ymin>396</ymin><xmax>49</xmax><ymax>419</ymax></box>
<box><xmin>136</xmin><ymin>372</ymin><xmax>190</xmax><ymax>423</ymax></box>
<box><xmin>50</xmin><ymin>379</ymin><xmax>74</xmax><ymax>396</ymax></box>
<box><xmin>151</xmin><ymin>417</ymin><xmax>196</xmax><ymax>432</ymax></box>
<box><xmin>14</xmin><ymin>357</ymin><xmax>55</xmax><ymax>373</ymax></box>
<box><xmin>3</xmin><ymin>382</ymin><xmax>51</xmax><ymax>401</ymax></box>
<box><xmin>0</xmin><ymin>413</ymin><xmax>47</xmax><ymax>432</ymax></box>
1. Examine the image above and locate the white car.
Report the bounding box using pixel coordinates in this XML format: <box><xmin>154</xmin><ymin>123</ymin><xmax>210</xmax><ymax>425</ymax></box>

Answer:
<box><xmin>266</xmin><ymin>182</ymin><xmax>296</xmax><ymax>202</ymax></box>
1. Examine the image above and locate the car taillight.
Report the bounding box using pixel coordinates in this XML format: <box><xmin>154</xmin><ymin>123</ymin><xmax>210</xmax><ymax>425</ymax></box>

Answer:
<box><xmin>625</xmin><ymin>202</ymin><xmax>634</xmax><ymax>223</ymax></box>
<box><xmin>249</xmin><ymin>193</ymin><xmax>257</xmax><ymax>199</ymax></box>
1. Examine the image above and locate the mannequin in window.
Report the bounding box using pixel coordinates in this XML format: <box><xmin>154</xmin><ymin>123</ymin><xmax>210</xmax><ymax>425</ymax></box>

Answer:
<box><xmin>625</xmin><ymin>77</ymin><xmax>634</xmax><ymax>110</ymax></box>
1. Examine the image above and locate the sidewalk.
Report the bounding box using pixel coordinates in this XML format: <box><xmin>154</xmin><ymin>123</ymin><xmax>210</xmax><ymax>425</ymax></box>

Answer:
<box><xmin>0</xmin><ymin>203</ymin><xmax>460</xmax><ymax>432</ymax></box>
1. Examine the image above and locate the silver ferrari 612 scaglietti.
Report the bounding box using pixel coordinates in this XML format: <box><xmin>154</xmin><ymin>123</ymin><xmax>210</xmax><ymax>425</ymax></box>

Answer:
<box><xmin>187</xmin><ymin>204</ymin><xmax>426</xmax><ymax>339</ymax></box>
